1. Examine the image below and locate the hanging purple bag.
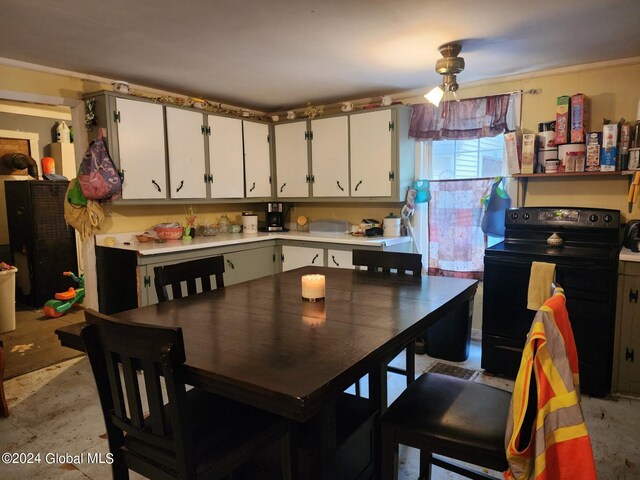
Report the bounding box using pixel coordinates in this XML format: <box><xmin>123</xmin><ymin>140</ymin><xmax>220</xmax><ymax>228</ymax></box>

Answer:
<box><xmin>78</xmin><ymin>134</ymin><xmax>122</xmax><ymax>201</ymax></box>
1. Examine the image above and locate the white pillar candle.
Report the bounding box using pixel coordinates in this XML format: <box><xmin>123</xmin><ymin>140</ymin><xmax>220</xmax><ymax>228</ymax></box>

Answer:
<box><xmin>301</xmin><ymin>274</ymin><xmax>325</xmax><ymax>301</ymax></box>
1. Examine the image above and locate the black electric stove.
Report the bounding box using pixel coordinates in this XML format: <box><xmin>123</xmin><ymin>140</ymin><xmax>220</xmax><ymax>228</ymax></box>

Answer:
<box><xmin>482</xmin><ymin>207</ymin><xmax>621</xmax><ymax>397</ymax></box>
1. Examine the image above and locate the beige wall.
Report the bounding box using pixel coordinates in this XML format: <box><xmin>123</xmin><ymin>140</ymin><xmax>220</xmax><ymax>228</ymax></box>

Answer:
<box><xmin>2</xmin><ymin>59</ymin><xmax>640</xmax><ymax>231</ymax></box>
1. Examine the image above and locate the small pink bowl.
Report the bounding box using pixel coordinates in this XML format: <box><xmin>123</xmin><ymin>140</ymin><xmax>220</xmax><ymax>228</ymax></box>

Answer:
<box><xmin>154</xmin><ymin>226</ymin><xmax>184</xmax><ymax>240</ymax></box>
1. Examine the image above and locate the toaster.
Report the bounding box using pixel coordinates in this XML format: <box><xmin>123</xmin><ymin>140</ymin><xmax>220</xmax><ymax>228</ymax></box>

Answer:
<box><xmin>623</xmin><ymin>220</ymin><xmax>640</xmax><ymax>251</ymax></box>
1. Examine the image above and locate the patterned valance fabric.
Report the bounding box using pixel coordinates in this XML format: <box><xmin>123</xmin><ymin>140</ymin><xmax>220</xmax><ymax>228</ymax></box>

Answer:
<box><xmin>409</xmin><ymin>94</ymin><xmax>511</xmax><ymax>141</ymax></box>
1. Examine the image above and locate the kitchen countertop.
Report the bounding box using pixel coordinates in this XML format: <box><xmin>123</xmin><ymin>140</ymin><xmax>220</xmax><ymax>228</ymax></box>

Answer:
<box><xmin>619</xmin><ymin>247</ymin><xmax>640</xmax><ymax>263</ymax></box>
<box><xmin>95</xmin><ymin>231</ymin><xmax>412</xmax><ymax>256</ymax></box>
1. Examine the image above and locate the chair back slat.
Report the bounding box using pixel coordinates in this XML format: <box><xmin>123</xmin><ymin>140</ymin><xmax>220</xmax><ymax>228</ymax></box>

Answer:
<box><xmin>154</xmin><ymin>256</ymin><xmax>225</xmax><ymax>303</ymax></box>
<box><xmin>106</xmin><ymin>352</ymin><xmax>128</xmax><ymax>422</ymax></box>
<box><xmin>121</xmin><ymin>355</ymin><xmax>145</xmax><ymax>429</ymax></box>
<box><xmin>353</xmin><ymin>250</ymin><xmax>423</xmax><ymax>277</ymax></box>
<box><xmin>142</xmin><ymin>360</ymin><xmax>168</xmax><ymax>436</ymax></box>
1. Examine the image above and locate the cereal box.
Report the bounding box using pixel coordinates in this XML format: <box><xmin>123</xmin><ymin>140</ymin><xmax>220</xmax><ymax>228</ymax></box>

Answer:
<box><xmin>600</xmin><ymin>124</ymin><xmax>618</xmax><ymax>171</ymax></box>
<box><xmin>586</xmin><ymin>145</ymin><xmax>600</xmax><ymax>171</ymax></box>
<box><xmin>555</xmin><ymin>96</ymin><xmax>571</xmax><ymax>145</ymax></box>
<box><xmin>521</xmin><ymin>133</ymin><xmax>536</xmax><ymax>174</ymax></box>
<box><xmin>570</xmin><ymin>94</ymin><xmax>590</xmax><ymax>143</ymax></box>
<box><xmin>504</xmin><ymin>130</ymin><xmax>521</xmax><ymax>175</ymax></box>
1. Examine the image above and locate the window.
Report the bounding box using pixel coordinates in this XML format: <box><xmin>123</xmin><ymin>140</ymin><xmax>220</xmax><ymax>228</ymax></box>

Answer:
<box><xmin>430</xmin><ymin>134</ymin><xmax>505</xmax><ymax>180</ymax></box>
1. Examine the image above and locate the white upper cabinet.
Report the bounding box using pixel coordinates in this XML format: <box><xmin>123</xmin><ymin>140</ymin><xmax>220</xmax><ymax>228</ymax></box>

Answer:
<box><xmin>350</xmin><ymin>109</ymin><xmax>393</xmax><ymax>197</ymax></box>
<box><xmin>165</xmin><ymin>107</ymin><xmax>207</xmax><ymax>199</ymax></box>
<box><xmin>208</xmin><ymin>115</ymin><xmax>245</xmax><ymax>198</ymax></box>
<box><xmin>274</xmin><ymin>121</ymin><xmax>310</xmax><ymax>198</ymax></box>
<box><xmin>310</xmin><ymin>116</ymin><xmax>349</xmax><ymax>197</ymax></box>
<box><xmin>243</xmin><ymin>121</ymin><xmax>272</xmax><ymax>198</ymax></box>
<box><xmin>114</xmin><ymin>97</ymin><xmax>167</xmax><ymax>199</ymax></box>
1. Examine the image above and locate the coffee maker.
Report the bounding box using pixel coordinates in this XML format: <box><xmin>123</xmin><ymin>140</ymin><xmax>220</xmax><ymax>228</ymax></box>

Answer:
<box><xmin>266</xmin><ymin>202</ymin><xmax>286</xmax><ymax>231</ymax></box>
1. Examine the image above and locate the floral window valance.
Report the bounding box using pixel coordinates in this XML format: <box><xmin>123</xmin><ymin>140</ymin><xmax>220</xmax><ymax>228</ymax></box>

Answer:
<box><xmin>409</xmin><ymin>94</ymin><xmax>511</xmax><ymax>141</ymax></box>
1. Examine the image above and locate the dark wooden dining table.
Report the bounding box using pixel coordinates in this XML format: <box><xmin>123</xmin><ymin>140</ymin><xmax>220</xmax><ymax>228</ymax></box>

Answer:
<box><xmin>57</xmin><ymin>266</ymin><xmax>477</xmax><ymax>479</ymax></box>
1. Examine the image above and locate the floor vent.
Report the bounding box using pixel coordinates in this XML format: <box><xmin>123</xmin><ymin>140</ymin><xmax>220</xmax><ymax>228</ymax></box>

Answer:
<box><xmin>426</xmin><ymin>362</ymin><xmax>478</xmax><ymax>381</ymax></box>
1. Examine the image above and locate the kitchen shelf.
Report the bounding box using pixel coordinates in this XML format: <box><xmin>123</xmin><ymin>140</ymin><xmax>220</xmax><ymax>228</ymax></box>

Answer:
<box><xmin>514</xmin><ymin>171</ymin><xmax>632</xmax><ymax>178</ymax></box>
<box><xmin>514</xmin><ymin>170</ymin><xmax>635</xmax><ymax>208</ymax></box>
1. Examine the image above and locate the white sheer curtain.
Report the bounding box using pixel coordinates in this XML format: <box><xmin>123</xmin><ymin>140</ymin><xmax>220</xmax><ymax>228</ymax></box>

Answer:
<box><xmin>411</xmin><ymin>141</ymin><xmax>431</xmax><ymax>266</ymax></box>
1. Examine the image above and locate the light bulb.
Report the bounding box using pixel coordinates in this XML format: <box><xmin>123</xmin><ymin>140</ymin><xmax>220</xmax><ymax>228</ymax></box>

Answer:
<box><xmin>425</xmin><ymin>86</ymin><xmax>444</xmax><ymax>107</ymax></box>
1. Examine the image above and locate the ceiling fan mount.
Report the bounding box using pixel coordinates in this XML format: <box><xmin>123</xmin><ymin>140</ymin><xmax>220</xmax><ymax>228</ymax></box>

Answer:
<box><xmin>435</xmin><ymin>44</ymin><xmax>465</xmax><ymax>76</ymax></box>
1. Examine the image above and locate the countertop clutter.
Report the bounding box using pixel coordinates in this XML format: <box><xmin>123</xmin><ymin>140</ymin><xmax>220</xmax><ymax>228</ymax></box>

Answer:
<box><xmin>95</xmin><ymin>230</ymin><xmax>411</xmax><ymax>256</ymax></box>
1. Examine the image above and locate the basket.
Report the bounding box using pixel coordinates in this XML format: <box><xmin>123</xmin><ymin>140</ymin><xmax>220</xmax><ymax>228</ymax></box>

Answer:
<box><xmin>154</xmin><ymin>225</ymin><xmax>184</xmax><ymax>240</ymax></box>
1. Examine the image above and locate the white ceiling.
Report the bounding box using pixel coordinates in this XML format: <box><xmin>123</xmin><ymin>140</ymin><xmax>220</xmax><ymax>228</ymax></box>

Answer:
<box><xmin>2</xmin><ymin>0</ymin><xmax>640</xmax><ymax>111</ymax></box>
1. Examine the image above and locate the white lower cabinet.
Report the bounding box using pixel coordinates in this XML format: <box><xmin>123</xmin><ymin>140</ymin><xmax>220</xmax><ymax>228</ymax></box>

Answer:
<box><xmin>222</xmin><ymin>246</ymin><xmax>277</xmax><ymax>286</ymax></box>
<box><xmin>327</xmin><ymin>249</ymin><xmax>354</xmax><ymax>269</ymax></box>
<box><xmin>282</xmin><ymin>245</ymin><xmax>323</xmax><ymax>271</ymax></box>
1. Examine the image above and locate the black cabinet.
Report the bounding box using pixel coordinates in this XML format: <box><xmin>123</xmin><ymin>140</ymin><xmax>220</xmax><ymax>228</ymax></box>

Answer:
<box><xmin>5</xmin><ymin>181</ymin><xmax>78</xmax><ymax>308</ymax></box>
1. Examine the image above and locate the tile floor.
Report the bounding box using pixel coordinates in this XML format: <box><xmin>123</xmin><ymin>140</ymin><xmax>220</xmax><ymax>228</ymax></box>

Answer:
<box><xmin>1</xmin><ymin>340</ymin><xmax>639</xmax><ymax>479</ymax></box>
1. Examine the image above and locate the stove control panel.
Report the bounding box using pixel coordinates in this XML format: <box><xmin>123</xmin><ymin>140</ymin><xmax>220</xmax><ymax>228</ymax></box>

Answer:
<box><xmin>507</xmin><ymin>207</ymin><xmax>620</xmax><ymax>229</ymax></box>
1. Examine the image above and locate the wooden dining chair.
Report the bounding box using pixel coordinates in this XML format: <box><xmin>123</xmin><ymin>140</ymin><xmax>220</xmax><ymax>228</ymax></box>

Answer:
<box><xmin>81</xmin><ymin>309</ymin><xmax>293</xmax><ymax>480</ymax></box>
<box><xmin>154</xmin><ymin>255</ymin><xmax>225</xmax><ymax>303</ymax></box>
<box><xmin>352</xmin><ymin>250</ymin><xmax>423</xmax><ymax>395</ymax></box>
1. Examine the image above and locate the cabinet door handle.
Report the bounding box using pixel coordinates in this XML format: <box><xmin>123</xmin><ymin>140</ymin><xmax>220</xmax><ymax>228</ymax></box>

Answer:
<box><xmin>355</xmin><ymin>180</ymin><xmax>363</xmax><ymax>191</ymax></box>
<box><xmin>311</xmin><ymin>254</ymin><xmax>319</xmax><ymax>264</ymax></box>
<box><xmin>151</xmin><ymin>180</ymin><xmax>162</xmax><ymax>192</ymax></box>
<box><xmin>629</xmin><ymin>289</ymin><xmax>638</xmax><ymax>303</ymax></box>
<box><xmin>176</xmin><ymin>180</ymin><xmax>184</xmax><ymax>192</ymax></box>
<box><xmin>280</xmin><ymin>183</ymin><xmax>286</xmax><ymax>192</ymax></box>
<box><xmin>331</xmin><ymin>255</ymin><xmax>339</xmax><ymax>267</ymax></box>
<box><xmin>626</xmin><ymin>347</ymin><xmax>635</xmax><ymax>362</ymax></box>
<box><xmin>249</xmin><ymin>182</ymin><xmax>256</xmax><ymax>192</ymax></box>
<box><xmin>208</xmin><ymin>174</ymin><xmax>213</xmax><ymax>183</ymax></box>
<box><xmin>336</xmin><ymin>181</ymin><xmax>344</xmax><ymax>191</ymax></box>
<box><xmin>226</xmin><ymin>259</ymin><xmax>235</xmax><ymax>270</ymax></box>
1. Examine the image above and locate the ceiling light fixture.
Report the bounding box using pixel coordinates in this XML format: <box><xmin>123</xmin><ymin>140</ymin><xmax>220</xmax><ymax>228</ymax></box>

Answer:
<box><xmin>424</xmin><ymin>44</ymin><xmax>465</xmax><ymax>107</ymax></box>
